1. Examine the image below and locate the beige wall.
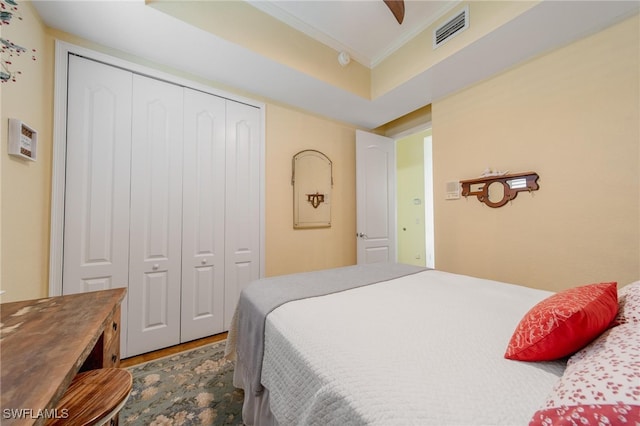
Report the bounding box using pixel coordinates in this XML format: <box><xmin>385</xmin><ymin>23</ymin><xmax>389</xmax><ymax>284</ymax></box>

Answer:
<box><xmin>0</xmin><ymin>2</ymin><xmax>53</xmax><ymax>302</ymax></box>
<box><xmin>432</xmin><ymin>15</ymin><xmax>640</xmax><ymax>292</ymax></box>
<box><xmin>265</xmin><ymin>104</ymin><xmax>357</xmax><ymax>276</ymax></box>
<box><xmin>375</xmin><ymin>104</ymin><xmax>432</xmax><ymax>137</ymax></box>
<box><xmin>0</xmin><ymin>7</ymin><xmax>359</xmax><ymax>302</ymax></box>
<box><xmin>2</xmin><ymin>3</ymin><xmax>637</xmax><ymax>302</ymax></box>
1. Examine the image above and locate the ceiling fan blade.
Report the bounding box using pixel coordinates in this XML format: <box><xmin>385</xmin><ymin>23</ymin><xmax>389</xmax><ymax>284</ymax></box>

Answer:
<box><xmin>383</xmin><ymin>0</ymin><xmax>405</xmax><ymax>25</ymax></box>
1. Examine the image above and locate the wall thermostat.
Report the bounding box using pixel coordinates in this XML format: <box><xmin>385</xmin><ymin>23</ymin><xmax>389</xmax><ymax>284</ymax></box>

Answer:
<box><xmin>8</xmin><ymin>118</ymin><xmax>38</xmax><ymax>161</ymax></box>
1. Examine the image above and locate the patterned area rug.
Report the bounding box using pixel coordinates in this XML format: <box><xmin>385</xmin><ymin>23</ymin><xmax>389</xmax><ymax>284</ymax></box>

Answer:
<box><xmin>120</xmin><ymin>340</ymin><xmax>244</xmax><ymax>425</ymax></box>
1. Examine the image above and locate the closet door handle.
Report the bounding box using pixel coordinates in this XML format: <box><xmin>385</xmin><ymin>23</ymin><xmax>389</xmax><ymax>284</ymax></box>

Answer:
<box><xmin>152</xmin><ymin>264</ymin><xmax>159</xmax><ymax>271</ymax></box>
<box><xmin>201</xmin><ymin>259</ymin><xmax>207</xmax><ymax>265</ymax></box>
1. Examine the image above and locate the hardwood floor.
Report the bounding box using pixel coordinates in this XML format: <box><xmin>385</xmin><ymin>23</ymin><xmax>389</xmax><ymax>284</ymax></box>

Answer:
<box><xmin>120</xmin><ymin>332</ymin><xmax>228</xmax><ymax>368</ymax></box>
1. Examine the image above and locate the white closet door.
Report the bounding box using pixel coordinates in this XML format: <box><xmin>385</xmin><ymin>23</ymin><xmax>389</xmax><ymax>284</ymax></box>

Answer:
<box><xmin>127</xmin><ymin>75</ymin><xmax>184</xmax><ymax>356</ymax></box>
<box><xmin>180</xmin><ymin>89</ymin><xmax>226</xmax><ymax>342</ymax></box>
<box><xmin>224</xmin><ymin>101</ymin><xmax>261</xmax><ymax>328</ymax></box>
<box><xmin>63</xmin><ymin>55</ymin><xmax>132</xmax><ymax>356</ymax></box>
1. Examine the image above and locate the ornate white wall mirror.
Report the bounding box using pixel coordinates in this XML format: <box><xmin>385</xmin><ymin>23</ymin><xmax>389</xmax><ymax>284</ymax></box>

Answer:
<box><xmin>292</xmin><ymin>150</ymin><xmax>333</xmax><ymax>228</ymax></box>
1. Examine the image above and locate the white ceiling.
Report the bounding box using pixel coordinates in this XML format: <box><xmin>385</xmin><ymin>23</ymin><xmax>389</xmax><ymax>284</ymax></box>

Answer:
<box><xmin>248</xmin><ymin>0</ymin><xmax>458</xmax><ymax>67</ymax></box>
<box><xmin>32</xmin><ymin>1</ymin><xmax>639</xmax><ymax>129</ymax></box>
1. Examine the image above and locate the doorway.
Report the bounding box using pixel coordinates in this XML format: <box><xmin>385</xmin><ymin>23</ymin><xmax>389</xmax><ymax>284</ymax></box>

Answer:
<box><xmin>396</xmin><ymin>128</ymin><xmax>434</xmax><ymax>268</ymax></box>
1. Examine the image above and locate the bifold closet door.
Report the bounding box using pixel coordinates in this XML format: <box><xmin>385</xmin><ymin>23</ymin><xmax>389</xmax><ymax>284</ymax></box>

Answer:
<box><xmin>180</xmin><ymin>89</ymin><xmax>226</xmax><ymax>342</ymax></box>
<box><xmin>127</xmin><ymin>75</ymin><xmax>184</xmax><ymax>356</ymax></box>
<box><xmin>224</xmin><ymin>101</ymin><xmax>261</xmax><ymax>328</ymax></box>
<box><xmin>63</xmin><ymin>55</ymin><xmax>132</xmax><ymax>357</ymax></box>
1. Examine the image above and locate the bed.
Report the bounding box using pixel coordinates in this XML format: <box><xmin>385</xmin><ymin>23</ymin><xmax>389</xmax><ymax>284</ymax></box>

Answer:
<box><xmin>225</xmin><ymin>263</ymin><xmax>640</xmax><ymax>426</ymax></box>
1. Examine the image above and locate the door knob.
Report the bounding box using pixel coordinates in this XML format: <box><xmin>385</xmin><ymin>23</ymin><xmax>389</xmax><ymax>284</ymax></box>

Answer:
<box><xmin>152</xmin><ymin>264</ymin><xmax>159</xmax><ymax>270</ymax></box>
<box><xmin>201</xmin><ymin>259</ymin><xmax>207</xmax><ymax>265</ymax></box>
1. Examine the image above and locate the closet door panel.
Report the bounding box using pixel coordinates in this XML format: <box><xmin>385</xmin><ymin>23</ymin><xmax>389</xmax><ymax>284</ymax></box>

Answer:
<box><xmin>63</xmin><ymin>55</ymin><xmax>132</xmax><ymax>356</ymax></box>
<box><xmin>224</xmin><ymin>101</ymin><xmax>261</xmax><ymax>328</ymax></box>
<box><xmin>127</xmin><ymin>75</ymin><xmax>183</xmax><ymax>356</ymax></box>
<box><xmin>181</xmin><ymin>89</ymin><xmax>226</xmax><ymax>342</ymax></box>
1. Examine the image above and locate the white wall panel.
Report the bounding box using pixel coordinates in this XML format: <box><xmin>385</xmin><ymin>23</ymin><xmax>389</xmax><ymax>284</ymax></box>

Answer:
<box><xmin>224</xmin><ymin>101</ymin><xmax>261</xmax><ymax>328</ymax></box>
<box><xmin>63</xmin><ymin>55</ymin><xmax>132</xmax><ymax>355</ymax></box>
<box><xmin>181</xmin><ymin>89</ymin><xmax>226</xmax><ymax>342</ymax></box>
<box><xmin>127</xmin><ymin>75</ymin><xmax>183</xmax><ymax>356</ymax></box>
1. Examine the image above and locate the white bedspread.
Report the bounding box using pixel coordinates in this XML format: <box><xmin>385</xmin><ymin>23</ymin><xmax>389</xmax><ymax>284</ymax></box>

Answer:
<box><xmin>261</xmin><ymin>270</ymin><xmax>567</xmax><ymax>425</ymax></box>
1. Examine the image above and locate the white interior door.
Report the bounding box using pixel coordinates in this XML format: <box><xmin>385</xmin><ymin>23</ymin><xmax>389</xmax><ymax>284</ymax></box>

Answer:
<box><xmin>181</xmin><ymin>88</ymin><xmax>226</xmax><ymax>342</ymax></box>
<box><xmin>224</xmin><ymin>101</ymin><xmax>261</xmax><ymax>328</ymax></box>
<box><xmin>356</xmin><ymin>130</ymin><xmax>396</xmax><ymax>264</ymax></box>
<box><xmin>127</xmin><ymin>75</ymin><xmax>184</xmax><ymax>356</ymax></box>
<box><xmin>63</xmin><ymin>55</ymin><xmax>132</xmax><ymax>356</ymax></box>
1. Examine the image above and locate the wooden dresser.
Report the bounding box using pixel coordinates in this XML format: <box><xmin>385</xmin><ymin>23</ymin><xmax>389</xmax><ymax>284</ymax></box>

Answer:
<box><xmin>0</xmin><ymin>288</ymin><xmax>126</xmax><ymax>425</ymax></box>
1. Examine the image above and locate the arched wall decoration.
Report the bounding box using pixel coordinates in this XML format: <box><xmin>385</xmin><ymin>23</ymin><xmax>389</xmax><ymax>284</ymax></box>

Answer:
<box><xmin>460</xmin><ymin>172</ymin><xmax>539</xmax><ymax>208</ymax></box>
<box><xmin>292</xmin><ymin>150</ymin><xmax>333</xmax><ymax>228</ymax></box>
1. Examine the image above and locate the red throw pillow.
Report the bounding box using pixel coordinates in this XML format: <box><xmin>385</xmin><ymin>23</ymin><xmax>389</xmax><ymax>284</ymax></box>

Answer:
<box><xmin>504</xmin><ymin>282</ymin><xmax>617</xmax><ymax>361</ymax></box>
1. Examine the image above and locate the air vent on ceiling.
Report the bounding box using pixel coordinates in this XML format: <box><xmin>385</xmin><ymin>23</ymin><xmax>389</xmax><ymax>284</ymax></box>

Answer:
<box><xmin>433</xmin><ymin>6</ymin><xmax>469</xmax><ymax>49</ymax></box>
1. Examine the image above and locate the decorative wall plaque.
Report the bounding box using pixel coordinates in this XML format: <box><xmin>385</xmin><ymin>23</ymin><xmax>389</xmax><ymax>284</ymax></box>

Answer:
<box><xmin>292</xmin><ymin>150</ymin><xmax>333</xmax><ymax>228</ymax></box>
<box><xmin>460</xmin><ymin>171</ymin><xmax>539</xmax><ymax>208</ymax></box>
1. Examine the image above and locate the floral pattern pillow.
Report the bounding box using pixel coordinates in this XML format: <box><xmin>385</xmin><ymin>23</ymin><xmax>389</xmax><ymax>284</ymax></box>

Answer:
<box><xmin>531</xmin><ymin>403</ymin><xmax>639</xmax><ymax>425</ymax></box>
<box><xmin>529</xmin><ymin>322</ymin><xmax>640</xmax><ymax>425</ymax></box>
<box><xmin>615</xmin><ymin>281</ymin><xmax>640</xmax><ymax>325</ymax></box>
